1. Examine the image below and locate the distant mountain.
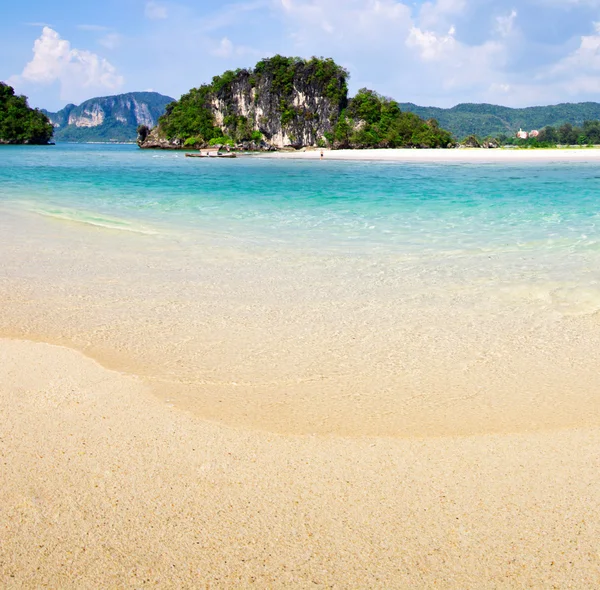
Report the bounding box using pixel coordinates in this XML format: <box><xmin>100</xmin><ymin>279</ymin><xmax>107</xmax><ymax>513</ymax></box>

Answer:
<box><xmin>43</xmin><ymin>92</ymin><xmax>175</xmax><ymax>142</ymax></box>
<box><xmin>399</xmin><ymin>102</ymin><xmax>600</xmax><ymax>140</ymax></box>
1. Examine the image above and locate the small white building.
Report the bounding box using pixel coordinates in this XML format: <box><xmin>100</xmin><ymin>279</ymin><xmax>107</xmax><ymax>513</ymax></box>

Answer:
<box><xmin>516</xmin><ymin>128</ymin><xmax>529</xmax><ymax>139</ymax></box>
<box><xmin>529</xmin><ymin>129</ymin><xmax>540</xmax><ymax>138</ymax></box>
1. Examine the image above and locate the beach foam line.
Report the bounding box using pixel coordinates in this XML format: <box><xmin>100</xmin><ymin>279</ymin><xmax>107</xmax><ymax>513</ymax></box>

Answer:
<box><xmin>31</xmin><ymin>206</ymin><xmax>158</xmax><ymax>235</ymax></box>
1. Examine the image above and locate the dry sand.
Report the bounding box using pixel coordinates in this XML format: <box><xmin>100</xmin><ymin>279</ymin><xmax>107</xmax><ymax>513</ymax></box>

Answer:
<box><xmin>264</xmin><ymin>147</ymin><xmax>600</xmax><ymax>162</ymax></box>
<box><xmin>1</xmin><ymin>338</ymin><xmax>600</xmax><ymax>588</ymax></box>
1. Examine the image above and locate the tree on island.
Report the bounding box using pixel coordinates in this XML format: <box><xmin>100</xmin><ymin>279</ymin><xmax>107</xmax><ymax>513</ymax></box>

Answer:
<box><xmin>143</xmin><ymin>57</ymin><xmax>456</xmax><ymax>150</ymax></box>
<box><xmin>0</xmin><ymin>82</ymin><xmax>54</xmax><ymax>145</ymax></box>
<box><xmin>332</xmin><ymin>88</ymin><xmax>454</xmax><ymax>149</ymax></box>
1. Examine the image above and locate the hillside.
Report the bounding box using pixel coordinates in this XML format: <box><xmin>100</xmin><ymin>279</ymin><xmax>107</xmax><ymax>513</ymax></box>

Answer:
<box><xmin>140</xmin><ymin>56</ymin><xmax>453</xmax><ymax>150</ymax></box>
<box><xmin>400</xmin><ymin>102</ymin><xmax>600</xmax><ymax>139</ymax></box>
<box><xmin>43</xmin><ymin>92</ymin><xmax>174</xmax><ymax>142</ymax></box>
<box><xmin>0</xmin><ymin>82</ymin><xmax>53</xmax><ymax>144</ymax></box>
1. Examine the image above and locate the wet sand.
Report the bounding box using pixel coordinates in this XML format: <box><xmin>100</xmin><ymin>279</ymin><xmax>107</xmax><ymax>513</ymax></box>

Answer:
<box><xmin>2</xmin><ymin>338</ymin><xmax>599</xmax><ymax>588</ymax></box>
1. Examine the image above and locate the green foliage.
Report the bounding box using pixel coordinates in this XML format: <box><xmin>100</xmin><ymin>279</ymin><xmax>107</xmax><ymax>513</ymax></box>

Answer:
<box><xmin>157</xmin><ymin>55</ymin><xmax>349</xmax><ymax>145</ymax></box>
<box><xmin>399</xmin><ymin>101</ymin><xmax>600</xmax><ymax>140</ymax></box>
<box><xmin>211</xmin><ymin>69</ymin><xmax>241</xmax><ymax>94</ymax></box>
<box><xmin>0</xmin><ymin>82</ymin><xmax>53</xmax><ymax>144</ymax></box>
<box><xmin>305</xmin><ymin>56</ymin><xmax>349</xmax><ymax>106</ymax></box>
<box><xmin>462</xmin><ymin>135</ymin><xmax>481</xmax><ymax>148</ymax></box>
<box><xmin>158</xmin><ymin>85</ymin><xmax>220</xmax><ymax>142</ymax></box>
<box><xmin>280</xmin><ymin>104</ymin><xmax>296</xmax><ymax>127</ymax></box>
<box><xmin>334</xmin><ymin>89</ymin><xmax>454</xmax><ymax>149</ymax></box>
<box><xmin>184</xmin><ymin>136</ymin><xmax>203</xmax><ymax>147</ymax></box>
<box><xmin>250</xmin><ymin>130</ymin><xmax>263</xmax><ymax>142</ymax></box>
<box><xmin>208</xmin><ymin>136</ymin><xmax>235</xmax><ymax>146</ymax></box>
<box><xmin>484</xmin><ymin>120</ymin><xmax>600</xmax><ymax>148</ymax></box>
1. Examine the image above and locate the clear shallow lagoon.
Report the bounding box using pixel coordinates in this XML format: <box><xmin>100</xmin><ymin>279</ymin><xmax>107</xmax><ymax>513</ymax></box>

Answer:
<box><xmin>1</xmin><ymin>143</ymin><xmax>600</xmax><ymax>436</ymax></box>
<box><xmin>3</xmin><ymin>143</ymin><xmax>600</xmax><ymax>253</ymax></box>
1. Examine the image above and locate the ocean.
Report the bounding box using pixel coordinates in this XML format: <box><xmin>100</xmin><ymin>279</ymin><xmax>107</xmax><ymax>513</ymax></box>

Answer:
<box><xmin>1</xmin><ymin>143</ymin><xmax>600</xmax><ymax>436</ymax></box>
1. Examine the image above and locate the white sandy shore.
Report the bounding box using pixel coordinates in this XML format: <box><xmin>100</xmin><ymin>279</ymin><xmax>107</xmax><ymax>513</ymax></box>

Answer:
<box><xmin>1</xmin><ymin>337</ymin><xmax>600</xmax><ymax>588</ymax></box>
<box><xmin>262</xmin><ymin>147</ymin><xmax>600</xmax><ymax>162</ymax></box>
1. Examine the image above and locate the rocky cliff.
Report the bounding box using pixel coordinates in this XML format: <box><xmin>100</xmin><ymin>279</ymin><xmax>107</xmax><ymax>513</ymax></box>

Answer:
<box><xmin>139</xmin><ymin>56</ymin><xmax>348</xmax><ymax>150</ymax></box>
<box><xmin>44</xmin><ymin>92</ymin><xmax>174</xmax><ymax>142</ymax></box>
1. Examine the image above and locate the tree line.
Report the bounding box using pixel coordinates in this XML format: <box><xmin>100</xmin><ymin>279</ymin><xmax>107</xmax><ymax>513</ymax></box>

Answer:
<box><xmin>465</xmin><ymin>120</ymin><xmax>600</xmax><ymax>148</ymax></box>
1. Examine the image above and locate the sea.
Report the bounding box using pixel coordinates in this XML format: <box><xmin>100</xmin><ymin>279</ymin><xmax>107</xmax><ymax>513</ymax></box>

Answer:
<box><xmin>1</xmin><ymin>143</ymin><xmax>600</xmax><ymax>437</ymax></box>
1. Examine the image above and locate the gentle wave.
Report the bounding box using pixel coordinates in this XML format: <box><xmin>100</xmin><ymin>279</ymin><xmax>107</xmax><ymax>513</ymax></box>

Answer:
<box><xmin>31</xmin><ymin>206</ymin><xmax>158</xmax><ymax>235</ymax></box>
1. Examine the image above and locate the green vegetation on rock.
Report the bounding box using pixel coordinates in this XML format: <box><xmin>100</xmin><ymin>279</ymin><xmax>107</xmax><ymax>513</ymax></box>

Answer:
<box><xmin>157</xmin><ymin>55</ymin><xmax>349</xmax><ymax>147</ymax></box>
<box><xmin>150</xmin><ymin>56</ymin><xmax>454</xmax><ymax>150</ymax></box>
<box><xmin>333</xmin><ymin>89</ymin><xmax>454</xmax><ymax>149</ymax></box>
<box><xmin>0</xmin><ymin>82</ymin><xmax>53</xmax><ymax>144</ymax></box>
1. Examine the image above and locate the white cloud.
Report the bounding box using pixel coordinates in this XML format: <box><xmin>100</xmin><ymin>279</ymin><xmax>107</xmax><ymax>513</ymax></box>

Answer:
<box><xmin>209</xmin><ymin>36</ymin><xmax>264</xmax><ymax>59</ymax></box>
<box><xmin>406</xmin><ymin>25</ymin><xmax>457</xmax><ymax>61</ymax></box>
<box><xmin>279</xmin><ymin>0</ymin><xmax>413</xmax><ymax>43</ymax></box>
<box><xmin>418</xmin><ymin>0</ymin><xmax>466</xmax><ymax>31</ymax></box>
<box><xmin>548</xmin><ymin>22</ymin><xmax>600</xmax><ymax>76</ymax></box>
<box><xmin>145</xmin><ymin>1</ymin><xmax>168</xmax><ymax>20</ymax></box>
<box><xmin>9</xmin><ymin>27</ymin><xmax>124</xmax><ymax>103</ymax></box>
<box><xmin>211</xmin><ymin>37</ymin><xmax>234</xmax><ymax>58</ymax></box>
<box><xmin>496</xmin><ymin>10</ymin><xmax>517</xmax><ymax>38</ymax></box>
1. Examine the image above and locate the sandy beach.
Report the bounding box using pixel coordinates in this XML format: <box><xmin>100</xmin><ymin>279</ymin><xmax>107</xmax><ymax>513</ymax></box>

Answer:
<box><xmin>2</xmin><ymin>338</ymin><xmax>599</xmax><ymax>588</ymax></box>
<box><xmin>2</xmin><ymin>149</ymin><xmax>600</xmax><ymax>588</ymax></box>
<box><xmin>264</xmin><ymin>146</ymin><xmax>600</xmax><ymax>162</ymax></box>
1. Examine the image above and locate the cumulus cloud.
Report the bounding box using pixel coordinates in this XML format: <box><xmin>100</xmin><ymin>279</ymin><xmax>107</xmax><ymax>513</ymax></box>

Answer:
<box><xmin>275</xmin><ymin>0</ymin><xmax>509</xmax><ymax>103</ymax></box>
<box><xmin>9</xmin><ymin>27</ymin><xmax>124</xmax><ymax>103</ymax></box>
<box><xmin>406</xmin><ymin>25</ymin><xmax>457</xmax><ymax>61</ymax></box>
<box><xmin>274</xmin><ymin>0</ymin><xmax>600</xmax><ymax>105</ymax></box>
<box><xmin>279</xmin><ymin>0</ymin><xmax>412</xmax><ymax>44</ymax></box>
<box><xmin>145</xmin><ymin>1</ymin><xmax>168</xmax><ymax>20</ymax></box>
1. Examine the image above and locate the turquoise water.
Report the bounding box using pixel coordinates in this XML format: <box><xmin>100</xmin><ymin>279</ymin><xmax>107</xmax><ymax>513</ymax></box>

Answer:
<box><xmin>2</xmin><ymin>143</ymin><xmax>600</xmax><ymax>305</ymax></box>
<box><xmin>2</xmin><ymin>143</ymin><xmax>600</xmax><ymax>255</ymax></box>
<box><xmin>3</xmin><ymin>143</ymin><xmax>600</xmax><ymax>435</ymax></box>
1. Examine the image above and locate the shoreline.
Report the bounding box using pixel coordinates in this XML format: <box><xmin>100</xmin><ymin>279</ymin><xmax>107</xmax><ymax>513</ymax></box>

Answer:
<box><xmin>259</xmin><ymin>147</ymin><xmax>600</xmax><ymax>162</ymax></box>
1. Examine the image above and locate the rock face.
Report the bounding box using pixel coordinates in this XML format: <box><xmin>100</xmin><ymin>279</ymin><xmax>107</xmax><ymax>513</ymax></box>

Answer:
<box><xmin>43</xmin><ymin>92</ymin><xmax>174</xmax><ymax>142</ymax></box>
<box><xmin>139</xmin><ymin>56</ymin><xmax>348</xmax><ymax>150</ymax></box>
<box><xmin>210</xmin><ymin>69</ymin><xmax>343</xmax><ymax>148</ymax></box>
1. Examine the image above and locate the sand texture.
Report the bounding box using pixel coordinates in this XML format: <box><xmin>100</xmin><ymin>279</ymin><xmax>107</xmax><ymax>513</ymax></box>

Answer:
<box><xmin>265</xmin><ymin>147</ymin><xmax>600</xmax><ymax>162</ymax></box>
<box><xmin>1</xmin><ymin>338</ymin><xmax>599</xmax><ymax>589</ymax></box>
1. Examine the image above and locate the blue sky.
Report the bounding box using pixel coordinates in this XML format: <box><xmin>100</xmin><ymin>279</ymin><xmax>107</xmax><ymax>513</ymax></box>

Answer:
<box><xmin>3</xmin><ymin>0</ymin><xmax>600</xmax><ymax>111</ymax></box>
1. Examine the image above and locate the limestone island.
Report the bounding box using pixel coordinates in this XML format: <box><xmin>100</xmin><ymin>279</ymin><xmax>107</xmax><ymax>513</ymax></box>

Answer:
<box><xmin>137</xmin><ymin>56</ymin><xmax>455</xmax><ymax>152</ymax></box>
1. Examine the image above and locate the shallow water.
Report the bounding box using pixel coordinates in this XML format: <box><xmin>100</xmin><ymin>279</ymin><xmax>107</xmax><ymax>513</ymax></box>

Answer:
<box><xmin>1</xmin><ymin>144</ymin><xmax>600</xmax><ymax>436</ymax></box>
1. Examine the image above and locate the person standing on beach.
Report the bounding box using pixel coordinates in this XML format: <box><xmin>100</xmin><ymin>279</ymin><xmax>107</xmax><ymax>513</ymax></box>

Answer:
<box><xmin>320</xmin><ymin>150</ymin><xmax>324</xmax><ymax>159</ymax></box>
